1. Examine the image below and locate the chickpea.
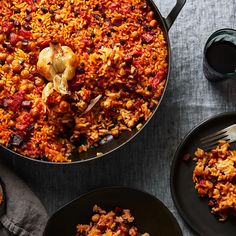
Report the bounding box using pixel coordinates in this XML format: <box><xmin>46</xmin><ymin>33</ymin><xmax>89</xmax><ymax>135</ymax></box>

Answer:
<box><xmin>11</xmin><ymin>60</ymin><xmax>22</xmax><ymax>73</ymax></box>
<box><xmin>20</xmin><ymin>69</ymin><xmax>29</xmax><ymax>79</ymax></box>
<box><xmin>30</xmin><ymin>107</ymin><xmax>38</xmax><ymax>117</ymax></box>
<box><xmin>144</xmin><ymin>67</ymin><xmax>152</xmax><ymax>76</ymax></box>
<box><xmin>147</xmin><ymin>11</ymin><xmax>154</xmax><ymax>21</ymax></box>
<box><xmin>119</xmin><ymin>68</ymin><xmax>126</xmax><ymax>76</ymax></box>
<box><xmin>55</xmin><ymin>14</ymin><xmax>62</xmax><ymax>21</ymax></box>
<box><xmin>131</xmin><ymin>31</ymin><xmax>138</xmax><ymax>38</ymax></box>
<box><xmin>2</xmin><ymin>64</ymin><xmax>10</xmax><ymax>72</ymax></box>
<box><xmin>6</xmin><ymin>55</ymin><xmax>14</xmax><ymax>64</ymax></box>
<box><xmin>27</xmin><ymin>83</ymin><xmax>35</xmax><ymax>91</ymax></box>
<box><xmin>0</xmin><ymin>52</ymin><xmax>7</xmax><ymax>61</ymax></box>
<box><xmin>28</xmin><ymin>41</ymin><xmax>36</xmax><ymax>50</ymax></box>
<box><xmin>34</xmin><ymin>77</ymin><xmax>45</xmax><ymax>86</ymax></box>
<box><xmin>149</xmin><ymin>19</ymin><xmax>157</xmax><ymax>28</ymax></box>
<box><xmin>126</xmin><ymin>100</ymin><xmax>134</xmax><ymax>109</ymax></box>
<box><xmin>12</xmin><ymin>75</ymin><xmax>20</xmax><ymax>84</ymax></box>
<box><xmin>59</xmin><ymin>100</ymin><xmax>70</xmax><ymax>112</ymax></box>
<box><xmin>8</xmin><ymin>120</ymin><xmax>15</xmax><ymax>127</ymax></box>
<box><xmin>16</xmin><ymin>41</ymin><xmax>22</xmax><ymax>48</ymax></box>
<box><xmin>92</xmin><ymin>214</ymin><xmax>100</xmax><ymax>222</ymax></box>
<box><xmin>19</xmin><ymin>84</ymin><xmax>28</xmax><ymax>91</ymax></box>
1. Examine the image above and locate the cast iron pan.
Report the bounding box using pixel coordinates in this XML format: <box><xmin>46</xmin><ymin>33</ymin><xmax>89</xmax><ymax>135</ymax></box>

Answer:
<box><xmin>170</xmin><ymin>112</ymin><xmax>236</xmax><ymax>236</ymax></box>
<box><xmin>0</xmin><ymin>0</ymin><xmax>186</xmax><ymax>164</ymax></box>
<box><xmin>43</xmin><ymin>187</ymin><xmax>182</xmax><ymax>236</ymax></box>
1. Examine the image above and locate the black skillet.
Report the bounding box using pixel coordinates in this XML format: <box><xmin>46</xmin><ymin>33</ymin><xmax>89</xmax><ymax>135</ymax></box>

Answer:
<box><xmin>0</xmin><ymin>0</ymin><xmax>186</xmax><ymax>164</ymax></box>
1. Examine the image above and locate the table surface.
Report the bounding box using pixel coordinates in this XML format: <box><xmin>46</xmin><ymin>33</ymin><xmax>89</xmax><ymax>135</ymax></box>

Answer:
<box><xmin>3</xmin><ymin>0</ymin><xmax>236</xmax><ymax>235</ymax></box>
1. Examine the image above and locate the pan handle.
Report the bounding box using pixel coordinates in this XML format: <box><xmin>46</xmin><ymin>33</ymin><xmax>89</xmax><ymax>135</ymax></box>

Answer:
<box><xmin>164</xmin><ymin>0</ymin><xmax>186</xmax><ymax>31</ymax></box>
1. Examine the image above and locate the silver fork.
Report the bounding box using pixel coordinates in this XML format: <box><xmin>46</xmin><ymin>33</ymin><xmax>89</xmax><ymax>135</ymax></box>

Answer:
<box><xmin>200</xmin><ymin>124</ymin><xmax>236</xmax><ymax>150</ymax></box>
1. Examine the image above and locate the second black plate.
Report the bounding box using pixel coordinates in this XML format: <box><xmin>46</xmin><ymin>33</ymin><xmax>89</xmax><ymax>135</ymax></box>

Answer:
<box><xmin>44</xmin><ymin>187</ymin><xmax>182</xmax><ymax>236</ymax></box>
<box><xmin>170</xmin><ymin>112</ymin><xmax>236</xmax><ymax>236</ymax></box>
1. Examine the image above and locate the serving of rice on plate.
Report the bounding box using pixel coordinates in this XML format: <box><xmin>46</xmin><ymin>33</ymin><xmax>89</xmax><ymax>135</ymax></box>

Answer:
<box><xmin>0</xmin><ymin>0</ymin><xmax>168</xmax><ymax>162</ymax></box>
<box><xmin>76</xmin><ymin>205</ymin><xmax>150</xmax><ymax>236</ymax></box>
<box><xmin>193</xmin><ymin>141</ymin><xmax>236</xmax><ymax>221</ymax></box>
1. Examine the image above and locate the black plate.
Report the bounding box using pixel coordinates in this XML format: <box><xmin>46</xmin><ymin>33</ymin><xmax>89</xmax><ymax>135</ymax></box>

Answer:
<box><xmin>170</xmin><ymin>112</ymin><xmax>236</xmax><ymax>236</ymax></box>
<box><xmin>44</xmin><ymin>187</ymin><xmax>182</xmax><ymax>236</ymax></box>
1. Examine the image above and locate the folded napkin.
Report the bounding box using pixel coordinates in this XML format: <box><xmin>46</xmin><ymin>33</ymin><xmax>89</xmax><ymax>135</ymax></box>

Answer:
<box><xmin>0</xmin><ymin>163</ymin><xmax>48</xmax><ymax>236</ymax></box>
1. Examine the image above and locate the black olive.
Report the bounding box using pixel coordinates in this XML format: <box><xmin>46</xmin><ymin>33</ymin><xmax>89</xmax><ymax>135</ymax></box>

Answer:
<box><xmin>130</xmin><ymin>5</ymin><xmax>135</xmax><ymax>11</ymax></box>
<box><xmin>26</xmin><ymin>8</ymin><xmax>32</xmax><ymax>14</ymax></box>
<box><xmin>14</xmin><ymin>9</ymin><xmax>21</xmax><ymax>14</ymax></box>
<box><xmin>144</xmin><ymin>24</ymin><xmax>152</xmax><ymax>31</ymax></box>
<box><xmin>90</xmin><ymin>32</ymin><xmax>95</xmax><ymax>38</ymax></box>
<box><xmin>21</xmin><ymin>39</ymin><xmax>29</xmax><ymax>47</ymax></box>
<box><xmin>110</xmin><ymin>28</ymin><xmax>116</xmax><ymax>32</ymax></box>
<box><xmin>106</xmin><ymin>31</ymin><xmax>111</xmax><ymax>37</ymax></box>
<box><xmin>101</xmin><ymin>13</ymin><xmax>106</xmax><ymax>19</ymax></box>
<box><xmin>25</xmin><ymin>15</ymin><xmax>32</xmax><ymax>22</ymax></box>
<box><xmin>95</xmin><ymin>14</ymin><xmax>100</xmax><ymax>20</ymax></box>
<box><xmin>137</xmin><ymin>17</ymin><xmax>143</xmax><ymax>24</ymax></box>
<box><xmin>76</xmin><ymin>66</ymin><xmax>85</xmax><ymax>74</ymax></box>
<box><xmin>41</xmin><ymin>7</ymin><xmax>48</xmax><ymax>14</ymax></box>
<box><xmin>80</xmin><ymin>62</ymin><xmax>85</xmax><ymax>67</ymax></box>
<box><xmin>0</xmin><ymin>60</ymin><xmax>5</xmax><ymax>66</ymax></box>
<box><xmin>51</xmin><ymin>39</ymin><xmax>59</xmax><ymax>45</ymax></box>
<box><xmin>21</xmin><ymin>100</ymin><xmax>32</xmax><ymax>108</ymax></box>
<box><xmin>147</xmin><ymin>85</ymin><xmax>152</xmax><ymax>91</ymax></box>
<box><xmin>71</xmin><ymin>104</ymin><xmax>78</xmax><ymax>112</ymax></box>
<box><xmin>87</xmin><ymin>48</ymin><xmax>93</xmax><ymax>54</ymax></box>
<box><xmin>14</xmin><ymin>20</ymin><xmax>21</xmax><ymax>28</ymax></box>
<box><xmin>59</xmin><ymin>3</ymin><xmax>64</xmax><ymax>9</ymax></box>
<box><xmin>74</xmin><ymin>11</ymin><xmax>79</xmax><ymax>17</ymax></box>
<box><xmin>120</xmin><ymin>39</ymin><xmax>126</xmax><ymax>45</ymax></box>
<box><xmin>105</xmin><ymin>18</ymin><xmax>111</xmax><ymax>23</ymax></box>
<box><xmin>10</xmin><ymin>134</ymin><xmax>23</xmax><ymax>147</ymax></box>
<box><xmin>27</xmin><ymin>123</ymin><xmax>34</xmax><ymax>132</ymax></box>
<box><xmin>23</xmin><ymin>23</ymin><xmax>32</xmax><ymax>31</ymax></box>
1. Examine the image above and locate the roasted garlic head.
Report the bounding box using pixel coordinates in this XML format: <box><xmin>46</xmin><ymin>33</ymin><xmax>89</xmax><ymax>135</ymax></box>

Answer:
<box><xmin>37</xmin><ymin>42</ymin><xmax>77</xmax><ymax>102</ymax></box>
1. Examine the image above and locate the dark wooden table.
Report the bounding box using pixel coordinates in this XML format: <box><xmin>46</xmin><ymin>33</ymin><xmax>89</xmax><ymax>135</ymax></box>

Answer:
<box><xmin>3</xmin><ymin>1</ymin><xmax>236</xmax><ymax>235</ymax></box>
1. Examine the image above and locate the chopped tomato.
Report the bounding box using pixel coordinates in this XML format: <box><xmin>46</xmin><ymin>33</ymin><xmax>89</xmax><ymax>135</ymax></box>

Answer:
<box><xmin>37</xmin><ymin>39</ymin><xmax>51</xmax><ymax>48</ymax></box>
<box><xmin>10</xmin><ymin>33</ymin><xmax>22</xmax><ymax>45</ymax></box>
<box><xmin>142</xmin><ymin>33</ymin><xmax>154</xmax><ymax>43</ymax></box>
<box><xmin>151</xmin><ymin>69</ymin><xmax>167</xmax><ymax>89</ymax></box>
<box><xmin>26</xmin><ymin>0</ymin><xmax>37</xmax><ymax>12</ymax></box>
<box><xmin>2</xmin><ymin>21</ymin><xmax>14</xmax><ymax>34</ymax></box>
<box><xmin>3</xmin><ymin>90</ymin><xmax>26</xmax><ymax>111</ymax></box>
<box><xmin>19</xmin><ymin>29</ymin><xmax>32</xmax><ymax>39</ymax></box>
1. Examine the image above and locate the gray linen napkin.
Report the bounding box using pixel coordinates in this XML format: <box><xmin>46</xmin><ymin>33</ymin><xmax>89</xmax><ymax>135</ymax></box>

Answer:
<box><xmin>0</xmin><ymin>164</ymin><xmax>48</xmax><ymax>236</ymax></box>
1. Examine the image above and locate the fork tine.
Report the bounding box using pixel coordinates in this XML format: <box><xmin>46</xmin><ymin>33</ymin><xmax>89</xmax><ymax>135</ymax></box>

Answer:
<box><xmin>200</xmin><ymin>133</ymin><xmax>228</xmax><ymax>145</ymax></box>
<box><xmin>200</xmin><ymin>129</ymin><xmax>227</xmax><ymax>142</ymax></box>
<box><xmin>201</xmin><ymin>137</ymin><xmax>230</xmax><ymax>150</ymax></box>
<box><xmin>200</xmin><ymin>124</ymin><xmax>236</xmax><ymax>142</ymax></box>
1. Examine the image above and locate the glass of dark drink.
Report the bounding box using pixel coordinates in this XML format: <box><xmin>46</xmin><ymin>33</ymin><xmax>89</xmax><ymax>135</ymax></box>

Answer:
<box><xmin>203</xmin><ymin>28</ymin><xmax>236</xmax><ymax>81</ymax></box>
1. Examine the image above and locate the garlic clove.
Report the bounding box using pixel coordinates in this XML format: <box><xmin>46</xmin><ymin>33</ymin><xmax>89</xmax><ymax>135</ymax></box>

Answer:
<box><xmin>37</xmin><ymin>47</ymin><xmax>56</xmax><ymax>82</ymax></box>
<box><xmin>42</xmin><ymin>82</ymin><xmax>54</xmax><ymax>103</ymax></box>
<box><xmin>53</xmin><ymin>74</ymin><xmax>70</xmax><ymax>95</ymax></box>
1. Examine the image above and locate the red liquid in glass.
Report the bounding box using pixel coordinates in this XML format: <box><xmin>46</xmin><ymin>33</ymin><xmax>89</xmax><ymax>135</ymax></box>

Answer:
<box><xmin>206</xmin><ymin>41</ymin><xmax>236</xmax><ymax>74</ymax></box>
